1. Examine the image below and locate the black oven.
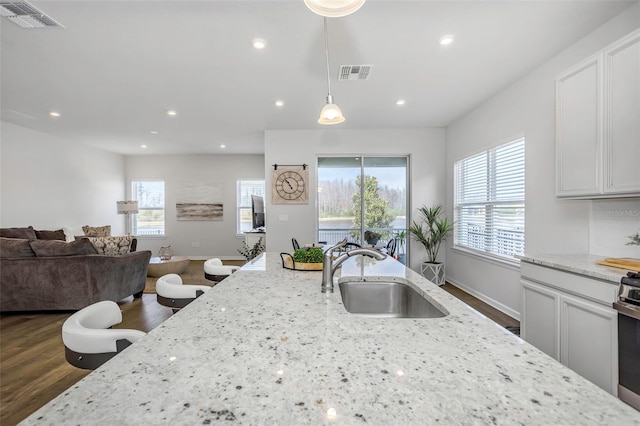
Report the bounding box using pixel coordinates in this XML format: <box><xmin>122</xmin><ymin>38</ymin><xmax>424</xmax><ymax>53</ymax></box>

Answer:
<box><xmin>613</xmin><ymin>271</ymin><xmax>640</xmax><ymax>411</ymax></box>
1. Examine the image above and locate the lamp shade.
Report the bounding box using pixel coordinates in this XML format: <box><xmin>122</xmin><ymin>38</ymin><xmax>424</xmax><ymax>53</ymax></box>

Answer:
<box><xmin>116</xmin><ymin>200</ymin><xmax>139</xmax><ymax>214</ymax></box>
<box><xmin>318</xmin><ymin>102</ymin><xmax>345</xmax><ymax>125</ymax></box>
<box><xmin>304</xmin><ymin>0</ymin><xmax>366</xmax><ymax>17</ymax></box>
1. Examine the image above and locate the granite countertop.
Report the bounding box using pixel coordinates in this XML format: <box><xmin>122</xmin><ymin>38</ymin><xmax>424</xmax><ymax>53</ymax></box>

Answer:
<box><xmin>23</xmin><ymin>253</ymin><xmax>640</xmax><ymax>425</ymax></box>
<box><xmin>518</xmin><ymin>253</ymin><xmax>634</xmax><ymax>283</ymax></box>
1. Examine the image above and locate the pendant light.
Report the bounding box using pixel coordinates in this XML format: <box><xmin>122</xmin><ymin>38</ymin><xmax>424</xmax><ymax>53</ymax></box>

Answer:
<box><xmin>304</xmin><ymin>0</ymin><xmax>366</xmax><ymax>17</ymax></box>
<box><xmin>317</xmin><ymin>17</ymin><xmax>345</xmax><ymax>125</ymax></box>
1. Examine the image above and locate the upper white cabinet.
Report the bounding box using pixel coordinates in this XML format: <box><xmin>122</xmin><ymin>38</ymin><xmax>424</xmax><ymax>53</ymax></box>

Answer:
<box><xmin>556</xmin><ymin>29</ymin><xmax>640</xmax><ymax>198</ymax></box>
<box><xmin>556</xmin><ymin>53</ymin><xmax>603</xmax><ymax>197</ymax></box>
<box><xmin>604</xmin><ymin>30</ymin><xmax>640</xmax><ymax>195</ymax></box>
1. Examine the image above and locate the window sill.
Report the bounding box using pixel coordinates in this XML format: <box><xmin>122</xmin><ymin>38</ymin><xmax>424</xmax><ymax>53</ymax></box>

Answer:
<box><xmin>451</xmin><ymin>246</ymin><xmax>521</xmax><ymax>271</ymax></box>
<box><xmin>133</xmin><ymin>235</ymin><xmax>167</xmax><ymax>239</ymax></box>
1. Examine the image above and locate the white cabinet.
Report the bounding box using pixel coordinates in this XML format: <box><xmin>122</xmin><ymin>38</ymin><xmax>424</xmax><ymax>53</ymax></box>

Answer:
<box><xmin>560</xmin><ymin>293</ymin><xmax>617</xmax><ymax>393</ymax></box>
<box><xmin>556</xmin><ymin>53</ymin><xmax>603</xmax><ymax>197</ymax></box>
<box><xmin>603</xmin><ymin>30</ymin><xmax>640</xmax><ymax>195</ymax></box>
<box><xmin>556</xmin><ymin>28</ymin><xmax>640</xmax><ymax>198</ymax></box>
<box><xmin>521</xmin><ymin>280</ymin><xmax>560</xmax><ymax>359</ymax></box>
<box><xmin>521</xmin><ymin>262</ymin><xmax>618</xmax><ymax>395</ymax></box>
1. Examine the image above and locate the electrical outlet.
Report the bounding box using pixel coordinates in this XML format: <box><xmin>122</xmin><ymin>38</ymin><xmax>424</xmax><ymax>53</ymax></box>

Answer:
<box><xmin>192</xmin><ymin>241</ymin><xmax>200</xmax><ymax>247</ymax></box>
<box><xmin>279</xmin><ymin>214</ymin><xmax>288</xmax><ymax>221</ymax></box>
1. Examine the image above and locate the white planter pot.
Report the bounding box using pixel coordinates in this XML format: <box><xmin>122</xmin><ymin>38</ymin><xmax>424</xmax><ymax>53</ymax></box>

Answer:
<box><xmin>420</xmin><ymin>262</ymin><xmax>445</xmax><ymax>286</ymax></box>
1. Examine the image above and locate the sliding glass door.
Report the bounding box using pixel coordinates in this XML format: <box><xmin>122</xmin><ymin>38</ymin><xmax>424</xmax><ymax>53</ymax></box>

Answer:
<box><xmin>317</xmin><ymin>156</ymin><xmax>409</xmax><ymax>264</ymax></box>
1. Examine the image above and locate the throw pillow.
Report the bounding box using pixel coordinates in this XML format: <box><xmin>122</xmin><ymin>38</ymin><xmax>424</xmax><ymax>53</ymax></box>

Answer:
<box><xmin>82</xmin><ymin>225</ymin><xmax>111</xmax><ymax>237</ymax></box>
<box><xmin>0</xmin><ymin>237</ymin><xmax>36</xmax><ymax>257</ymax></box>
<box><xmin>30</xmin><ymin>238</ymin><xmax>98</xmax><ymax>257</ymax></box>
<box><xmin>87</xmin><ymin>236</ymin><xmax>132</xmax><ymax>256</ymax></box>
<box><xmin>0</xmin><ymin>226</ymin><xmax>37</xmax><ymax>240</ymax></box>
<box><xmin>35</xmin><ymin>229</ymin><xmax>66</xmax><ymax>241</ymax></box>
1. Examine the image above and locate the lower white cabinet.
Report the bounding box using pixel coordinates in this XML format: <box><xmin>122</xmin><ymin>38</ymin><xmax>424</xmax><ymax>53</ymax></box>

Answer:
<box><xmin>521</xmin><ymin>263</ymin><xmax>618</xmax><ymax>395</ymax></box>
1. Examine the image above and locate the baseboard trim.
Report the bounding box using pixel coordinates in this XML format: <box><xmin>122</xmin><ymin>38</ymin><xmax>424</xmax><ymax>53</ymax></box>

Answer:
<box><xmin>445</xmin><ymin>276</ymin><xmax>521</xmax><ymax>321</ymax></box>
<box><xmin>186</xmin><ymin>256</ymin><xmax>246</xmax><ymax>261</ymax></box>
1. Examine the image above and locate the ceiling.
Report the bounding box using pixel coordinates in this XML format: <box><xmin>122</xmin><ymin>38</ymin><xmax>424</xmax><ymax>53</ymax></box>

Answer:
<box><xmin>1</xmin><ymin>0</ymin><xmax>636</xmax><ymax>155</ymax></box>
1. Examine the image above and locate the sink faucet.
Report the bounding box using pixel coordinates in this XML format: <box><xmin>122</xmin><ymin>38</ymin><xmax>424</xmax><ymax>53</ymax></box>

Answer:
<box><xmin>321</xmin><ymin>238</ymin><xmax>387</xmax><ymax>293</ymax></box>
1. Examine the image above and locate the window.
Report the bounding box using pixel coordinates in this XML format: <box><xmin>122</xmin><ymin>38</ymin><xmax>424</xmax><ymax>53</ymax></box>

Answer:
<box><xmin>131</xmin><ymin>180</ymin><xmax>165</xmax><ymax>236</ymax></box>
<box><xmin>454</xmin><ymin>137</ymin><xmax>525</xmax><ymax>261</ymax></box>
<box><xmin>237</xmin><ymin>180</ymin><xmax>265</xmax><ymax>233</ymax></box>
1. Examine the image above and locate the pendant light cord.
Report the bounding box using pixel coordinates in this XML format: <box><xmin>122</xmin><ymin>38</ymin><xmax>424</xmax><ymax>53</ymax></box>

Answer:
<box><xmin>323</xmin><ymin>17</ymin><xmax>332</xmax><ymax>98</ymax></box>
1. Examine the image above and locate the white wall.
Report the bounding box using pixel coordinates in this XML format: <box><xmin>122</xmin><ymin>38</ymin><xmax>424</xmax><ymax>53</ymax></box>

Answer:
<box><xmin>264</xmin><ymin>128</ymin><xmax>446</xmax><ymax>271</ymax></box>
<box><xmin>125</xmin><ymin>154</ymin><xmax>264</xmax><ymax>259</ymax></box>
<box><xmin>445</xmin><ymin>4</ymin><xmax>640</xmax><ymax>319</ymax></box>
<box><xmin>0</xmin><ymin>121</ymin><xmax>126</xmax><ymax>233</ymax></box>
<box><xmin>590</xmin><ymin>199</ymin><xmax>640</xmax><ymax>258</ymax></box>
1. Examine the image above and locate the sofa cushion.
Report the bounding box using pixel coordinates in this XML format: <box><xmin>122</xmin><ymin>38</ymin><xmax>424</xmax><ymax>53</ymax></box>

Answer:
<box><xmin>30</xmin><ymin>238</ymin><xmax>98</xmax><ymax>257</ymax></box>
<box><xmin>35</xmin><ymin>229</ymin><xmax>66</xmax><ymax>241</ymax></box>
<box><xmin>0</xmin><ymin>237</ymin><xmax>36</xmax><ymax>257</ymax></box>
<box><xmin>87</xmin><ymin>236</ymin><xmax>132</xmax><ymax>256</ymax></box>
<box><xmin>82</xmin><ymin>225</ymin><xmax>111</xmax><ymax>237</ymax></box>
<box><xmin>0</xmin><ymin>226</ymin><xmax>37</xmax><ymax>240</ymax></box>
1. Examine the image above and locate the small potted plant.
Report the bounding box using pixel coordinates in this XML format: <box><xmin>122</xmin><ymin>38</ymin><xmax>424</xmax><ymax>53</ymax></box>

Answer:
<box><xmin>281</xmin><ymin>247</ymin><xmax>324</xmax><ymax>270</ymax></box>
<box><xmin>409</xmin><ymin>204</ymin><xmax>453</xmax><ymax>285</ymax></box>
<box><xmin>364</xmin><ymin>230</ymin><xmax>381</xmax><ymax>245</ymax></box>
<box><xmin>238</xmin><ymin>237</ymin><xmax>264</xmax><ymax>261</ymax></box>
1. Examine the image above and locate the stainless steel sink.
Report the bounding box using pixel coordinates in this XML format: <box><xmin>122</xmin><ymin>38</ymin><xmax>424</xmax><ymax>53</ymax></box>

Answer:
<box><xmin>338</xmin><ymin>280</ymin><xmax>448</xmax><ymax>318</ymax></box>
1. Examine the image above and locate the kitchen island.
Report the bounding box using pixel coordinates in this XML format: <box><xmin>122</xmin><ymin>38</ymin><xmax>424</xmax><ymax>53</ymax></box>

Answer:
<box><xmin>24</xmin><ymin>253</ymin><xmax>639</xmax><ymax>425</ymax></box>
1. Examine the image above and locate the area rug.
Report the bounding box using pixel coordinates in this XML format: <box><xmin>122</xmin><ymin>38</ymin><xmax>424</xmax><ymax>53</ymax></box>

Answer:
<box><xmin>144</xmin><ymin>260</ymin><xmax>245</xmax><ymax>294</ymax></box>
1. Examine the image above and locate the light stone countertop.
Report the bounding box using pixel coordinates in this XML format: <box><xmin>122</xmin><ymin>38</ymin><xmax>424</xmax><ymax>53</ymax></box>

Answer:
<box><xmin>23</xmin><ymin>253</ymin><xmax>640</xmax><ymax>425</ymax></box>
<box><xmin>518</xmin><ymin>253</ymin><xmax>634</xmax><ymax>283</ymax></box>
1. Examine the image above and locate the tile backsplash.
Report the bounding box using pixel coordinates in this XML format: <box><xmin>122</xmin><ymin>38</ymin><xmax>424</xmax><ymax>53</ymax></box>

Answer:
<box><xmin>590</xmin><ymin>198</ymin><xmax>640</xmax><ymax>258</ymax></box>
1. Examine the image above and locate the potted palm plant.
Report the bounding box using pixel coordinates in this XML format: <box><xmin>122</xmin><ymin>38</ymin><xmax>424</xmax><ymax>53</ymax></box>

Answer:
<box><xmin>408</xmin><ymin>204</ymin><xmax>453</xmax><ymax>286</ymax></box>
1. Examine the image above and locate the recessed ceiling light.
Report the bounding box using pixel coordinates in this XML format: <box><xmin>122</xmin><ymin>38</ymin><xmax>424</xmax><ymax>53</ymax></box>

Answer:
<box><xmin>252</xmin><ymin>38</ymin><xmax>266</xmax><ymax>49</ymax></box>
<box><xmin>439</xmin><ymin>34</ymin><xmax>454</xmax><ymax>46</ymax></box>
<box><xmin>275</xmin><ymin>100</ymin><xmax>284</xmax><ymax>107</ymax></box>
<box><xmin>140</xmin><ymin>145</ymin><xmax>148</xmax><ymax>148</ymax></box>
<box><xmin>396</xmin><ymin>99</ymin><xmax>406</xmax><ymax>106</ymax></box>
<box><xmin>49</xmin><ymin>111</ymin><xmax>61</xmax><ymax>117</ymax></box>
<box><xmin>150</xmin><ymin>130</ymin><xmax>158</xmax><ymax>134</ymax></box>
<box><xmin>166</xmin><ymin>110</ymin><xmax>177</xmax><ymax>116</ymax></box>
<box><xmin>220</xmin><ymin>144</ymin><xmax>226</xmax><ymax>149</ymax></box>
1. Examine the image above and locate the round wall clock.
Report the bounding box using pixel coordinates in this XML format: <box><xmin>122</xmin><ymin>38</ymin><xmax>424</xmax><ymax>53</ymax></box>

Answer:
<box><xmin>272</xmin><ymin>168</ymin><xmax>309</xmax><ymax>204</ymax></box>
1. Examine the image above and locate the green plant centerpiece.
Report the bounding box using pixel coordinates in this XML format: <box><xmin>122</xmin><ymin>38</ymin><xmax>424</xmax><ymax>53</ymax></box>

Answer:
<box><xmin>409</xmin><ymin>204</ymin><xmax>453</xmax><ymax>286</ymax></box>
<box><xmin>281</xmin><ymin>247</ymin><xmax>324</xmax><ymax>270</ymax></box>
<box><xmin>292</xmin><ymin>247</ymin><xmax>324</xmax><ymax>263</ymax></box>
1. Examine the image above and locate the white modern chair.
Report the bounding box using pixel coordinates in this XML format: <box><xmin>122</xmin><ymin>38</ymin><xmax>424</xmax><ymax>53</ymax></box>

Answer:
<box><xmin>62</xmin><ymin>300</ymin><xmax>146</xmax><ymax>370</ymax></box>
<box><xmin>203</xmin><ymin>258</ymin><xmax>240</xmax><ymax>282</ymax></box>
<box><xmin>156</xmin><ymin>273</ymin><xmax>211</xmax><ymax>313</ymax></box>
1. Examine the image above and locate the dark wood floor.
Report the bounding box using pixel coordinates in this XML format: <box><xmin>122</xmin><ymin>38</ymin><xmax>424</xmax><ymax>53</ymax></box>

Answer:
<box><xmin>440</xmin><ymin>283</ymin><xmax>520</xmax><ymax>329</ymax></box>
<box><xmin>0</xmin><ymin>277</ymin><xmax>518</xmax><ymax>425</ymax></box>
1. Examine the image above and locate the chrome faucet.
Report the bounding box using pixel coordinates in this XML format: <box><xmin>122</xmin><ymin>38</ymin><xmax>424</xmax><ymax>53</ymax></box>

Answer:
<box><xmin>321</xmin><ymin>238</ymin><xmax>387</xmax><ymax>293</ymax></box>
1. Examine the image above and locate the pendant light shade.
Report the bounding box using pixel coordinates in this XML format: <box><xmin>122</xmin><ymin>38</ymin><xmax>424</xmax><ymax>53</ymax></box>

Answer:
<box><xmin>304</xmin><ymin>0</ymin><xmax>366</xmax><ymax>17</ymax></box>
<box><xmin>317</xmin><ymin>17</ymin><xmax>345</xmax><ymax>125</ymax></box>
<box><xmin>318</xmin><ymin>95</ymin><xmax>345</xmax><ymax>125</ymax></box>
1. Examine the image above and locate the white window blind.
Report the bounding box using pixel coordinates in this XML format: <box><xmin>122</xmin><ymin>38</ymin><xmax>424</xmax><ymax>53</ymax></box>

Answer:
<box><xmin>237</xmin><ymin>180</ymin><xmax>265</xmax><ymax>233</ymax></box>
<box><xmin>454</xmin><ymin>137</ymin><xmax>525</xmax><ymax>260</ymax></box>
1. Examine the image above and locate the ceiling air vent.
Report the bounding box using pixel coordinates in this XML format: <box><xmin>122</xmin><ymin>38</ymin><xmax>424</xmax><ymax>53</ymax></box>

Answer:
<box><xmin>338</xmin><ymin>65</ymin><xmax>372</xmax><ymax>81</ymax></box>
<box><xmin>0</xmin><ymin>1</ymin><xmax>63</xmax><ymax>28</ymax></box>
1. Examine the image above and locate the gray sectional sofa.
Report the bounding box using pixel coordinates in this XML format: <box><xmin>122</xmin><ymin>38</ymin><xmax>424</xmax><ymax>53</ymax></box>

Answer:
<box><xmin>0</xmin><ymin>227</ymin><xmax>150</xmax><ymax>312</ymax></box>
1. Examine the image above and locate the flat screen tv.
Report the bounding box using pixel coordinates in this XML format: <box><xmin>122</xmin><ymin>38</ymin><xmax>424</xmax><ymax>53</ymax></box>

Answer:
<box><xmin>251</xmin><ymin>195</ymin><xmax>265</xmax><ymax>230</ymax></box>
